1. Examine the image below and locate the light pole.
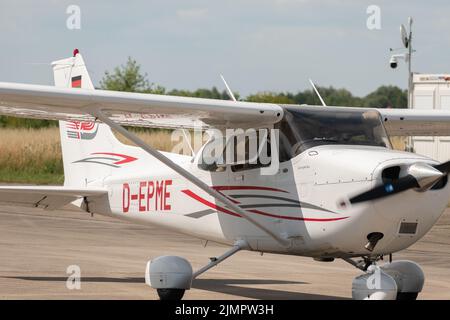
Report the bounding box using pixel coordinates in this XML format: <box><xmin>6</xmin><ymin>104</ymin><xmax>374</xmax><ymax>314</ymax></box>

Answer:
<box><xmin>407</xmin><ymin>17</ymin><xmax>413</xmax><ymax>112</ymax></box>
<box><xmin>389</xmin><ymin>17</ymin><xmax>414</xmax><ymax>151</ymax></box>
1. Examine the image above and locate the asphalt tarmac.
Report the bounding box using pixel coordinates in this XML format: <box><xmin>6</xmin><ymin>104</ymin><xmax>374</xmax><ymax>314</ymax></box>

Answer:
<box><xmin>0</xmin><ymin>204</ymin><xmax>449</xmax><ymax>299</ymax></box>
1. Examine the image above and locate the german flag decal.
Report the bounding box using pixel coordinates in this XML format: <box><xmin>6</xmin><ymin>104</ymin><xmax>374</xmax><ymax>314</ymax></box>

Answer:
<box><xmin>71</xmin><ymin>75</ymin><xmax>82</xmax><ymax>88</ymax></box>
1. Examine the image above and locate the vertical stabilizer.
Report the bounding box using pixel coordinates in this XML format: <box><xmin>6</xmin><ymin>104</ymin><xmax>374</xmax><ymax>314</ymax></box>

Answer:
<box><xmin>52</xmin><ymin>50</ymin><xmax>134</xmax><ymax>187</ymax></box>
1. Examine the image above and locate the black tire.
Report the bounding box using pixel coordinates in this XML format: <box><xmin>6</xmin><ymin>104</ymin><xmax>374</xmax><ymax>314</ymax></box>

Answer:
<box><xmin>396</xmin><ymin>292</ymin><xmax>419</xmax><ymax>300</ymax></box>
<box><xmin>157</xmin><ymin>288</ymin><xmax>185</xmax><ymax>300</ymax></box>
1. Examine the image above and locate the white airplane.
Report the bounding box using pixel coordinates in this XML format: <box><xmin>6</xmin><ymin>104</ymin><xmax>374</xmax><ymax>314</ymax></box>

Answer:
<box><xmin>1</xmin><ymin>50</ymin><xmax>450</xmax><ymax>300</ymax></box>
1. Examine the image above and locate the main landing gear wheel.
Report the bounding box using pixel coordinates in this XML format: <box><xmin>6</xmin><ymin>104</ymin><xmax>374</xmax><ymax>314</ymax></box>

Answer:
<box><xmin>157</xmin><ymin>288</ymin><xmax>186</xmax><ymax>301</ymax></box>
<box><xmin>145</xmin><ymin>256</ymin><xmax>193</xmax><ymax>301</ymax></box>
<box><xmin>146</xmin><ymin>241</ymin><xmax>247</xmax><ymax>300</ymax></box>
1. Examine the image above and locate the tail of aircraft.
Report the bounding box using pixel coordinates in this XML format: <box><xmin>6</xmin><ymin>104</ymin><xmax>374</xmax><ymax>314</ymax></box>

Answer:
<box><xmin>52</xmin><ymin>49</ymin><xmax>136</xmax><ymax>187</ymax></box>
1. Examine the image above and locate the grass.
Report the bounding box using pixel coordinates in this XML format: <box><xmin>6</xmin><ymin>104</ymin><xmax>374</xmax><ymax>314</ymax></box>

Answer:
<box><xmin>115</xmin><ymin>128</ymin><xmax>180</xmax><ymax>152</ymax></box>
<box><xmin>0</xmin><ymin>127</ymin><xmax>176</xmax><ymax>185</ymax></box>
<box><xmin>390</xmin><ymin>136</ymin><xmax>407</xmax><ymax>151</ymax></box>
<box><xmin>0</xmin><ymin>128</ymin><xmax>64</xmax><ymax>184</ymax></box>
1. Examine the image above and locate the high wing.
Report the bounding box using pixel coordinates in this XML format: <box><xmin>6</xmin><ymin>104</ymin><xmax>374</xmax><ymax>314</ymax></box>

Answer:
<box><xmin>0</xmin><ymin>82</ymin><xmax>283</xmax><ymax>129</ymax></box>
<box><xmin>0</xmin><ymin>186</ymin><xmax>107</xmax><ymax>210</ymax></box>
<box><xmin>3</xmin><ymin>82</ymin><xmax>450</xmax><ymax>134</ymax></box>
<box><xmin>377</xmin><ymin>108</ymin><xmax>450</xmax><ymax>136</ymax></box>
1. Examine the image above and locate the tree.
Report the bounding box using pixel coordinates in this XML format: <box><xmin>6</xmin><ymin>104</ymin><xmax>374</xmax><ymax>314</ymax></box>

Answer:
<box><xmin>99</xmin><ymin>57</ymin><xmax>165</xmax><ymax>94</ymax></box>
<box><xmin>363</xmin><ymin>85</ymin><xmax>407</xmax><ymax>108</ymax></box>
<box><xmin>168</xmin><ymin>87</ymin><xmax>238</xmax><ymax>100</ymax></box>
<box><xmin>291</xmin><ymin>87</ymin><xmax>363</xmax><ymax>107</ymax></box>
<box><xmin>246</xmin><ymin>92</ymin><xmax>295</xmax><ymax>104</ymax></box>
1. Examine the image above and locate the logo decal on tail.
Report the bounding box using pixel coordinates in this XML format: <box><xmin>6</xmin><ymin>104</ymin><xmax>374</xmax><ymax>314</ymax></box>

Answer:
<box><xmin>71</xmin><ymin>75</ymin><xmax>82</xmax><ymax>88</ymax></box>
<box><xmin>73</xmin><ymin>152</ymin><xmax>138</xmax><ymax>168</ymax></box>
<box><xmin>66</xmin><ymin>121</ymin><xmax>99</xmax><ymax>140</ymax></box>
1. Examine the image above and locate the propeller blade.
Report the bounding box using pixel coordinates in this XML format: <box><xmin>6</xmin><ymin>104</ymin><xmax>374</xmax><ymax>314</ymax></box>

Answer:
<box><xmin>349</xmin><ymin>174</ymin><xmax>419</xmax><ymax>204</ymax></box>
<box><xmin>433</xmin><ymin>160</ymin><xmax>450</xmax><ymax>174</ymax></box>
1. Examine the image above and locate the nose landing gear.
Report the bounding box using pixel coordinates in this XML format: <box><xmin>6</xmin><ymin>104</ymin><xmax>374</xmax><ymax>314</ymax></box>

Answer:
<box><xmin>344</xmin><ymin>256</ymin><xmax>424</xmax><ymax>300</ymax></box>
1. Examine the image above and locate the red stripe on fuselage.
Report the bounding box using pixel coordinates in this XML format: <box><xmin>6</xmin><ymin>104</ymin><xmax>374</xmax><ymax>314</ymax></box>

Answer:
<box><xmin>181</xmin><ymin>189</ymin><xmax>348</xmax><ymax>222</ymax></box>
<box><xmin>182</xmin><ymin>190</ymin><xmax>240</xmax><ymax>217</ymax></box>
<box><xmin>91</xmin><ymin>152</ymin><xmax>137</xmax><ymax>165</ymax></box>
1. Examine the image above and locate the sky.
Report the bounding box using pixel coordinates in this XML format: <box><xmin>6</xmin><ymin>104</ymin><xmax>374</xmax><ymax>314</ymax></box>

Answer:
<box><xmin>1</xmin><ymin>0</ymin><xmax>450</xmax><ymax>97</ymax></box>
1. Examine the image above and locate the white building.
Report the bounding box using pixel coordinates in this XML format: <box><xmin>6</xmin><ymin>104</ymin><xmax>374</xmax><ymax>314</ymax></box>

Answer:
<box><xmin>412</xmin><ymin>74</ymin><xmax>450</xmax><ymax>161</ymax></box>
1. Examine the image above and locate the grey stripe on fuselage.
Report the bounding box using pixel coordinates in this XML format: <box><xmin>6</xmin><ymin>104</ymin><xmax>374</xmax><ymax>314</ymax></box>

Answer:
<box><xmin>230</xmin><ymin>194</ymin><xmax>335</xmax><ymax>213</ymax></box>
<box><xmin>184</xmin><ymin>195</ymin><xmax>336</xmax><ymax>219</ymax></box>
<box><xmin>72</xmin><ymin>157</ymin><xmax>119</xmax><ymax>168</ymax></box>
<box><xmin>185</xmin><ymin>209</ymin><xmax>215</xmax><ymax>218</ymax></box>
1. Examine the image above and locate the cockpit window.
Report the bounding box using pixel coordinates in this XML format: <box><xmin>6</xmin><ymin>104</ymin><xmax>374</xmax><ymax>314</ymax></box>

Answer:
<box><xmin>198</xmin><ymin>130</ymin><xmax>272</xmax><ymax>172</ymax></box>
<box><xmin>276</xmin><ymin>107</ymin><xmax>391</xmax><ymax>162</ymax></box>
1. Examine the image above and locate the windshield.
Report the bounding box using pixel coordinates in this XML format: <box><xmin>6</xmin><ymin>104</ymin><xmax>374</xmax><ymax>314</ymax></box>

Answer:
<box><xmin>276</xmin><ymin>106</ymin><xmax>392</xmax><ymax>162</ymax></box>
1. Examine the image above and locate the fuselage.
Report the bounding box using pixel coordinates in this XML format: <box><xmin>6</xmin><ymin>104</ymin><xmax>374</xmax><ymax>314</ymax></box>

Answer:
<box><xmin>86</xmin><ymin>143</ymin><xmax>450</xmax><ymax>259</ymax></box>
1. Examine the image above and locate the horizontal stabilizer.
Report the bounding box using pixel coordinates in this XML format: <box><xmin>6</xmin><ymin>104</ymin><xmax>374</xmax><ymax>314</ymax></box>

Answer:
<box><xmin>0</xmin><ymin>186</ymin><xmax>107</xmax><ymax>210</ymax></box>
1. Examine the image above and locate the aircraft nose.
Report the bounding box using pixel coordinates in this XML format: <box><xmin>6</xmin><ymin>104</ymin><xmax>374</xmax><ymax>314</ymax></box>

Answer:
<box><xmin>339</xmin><ymin>160</ymin><xmax>450</xmax><ymax>255</ymax></box>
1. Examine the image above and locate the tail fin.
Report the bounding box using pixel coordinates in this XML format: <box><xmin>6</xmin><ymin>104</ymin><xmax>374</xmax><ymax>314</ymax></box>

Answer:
<box><xmin>52</xmin><ymin>50</ymin><xmax>135</xmax><ymax>187</ymax></box>
<box><xmin>52</xmin><ymin>49</ymin><xmax>95</xmax><ymax>90</ymax></box>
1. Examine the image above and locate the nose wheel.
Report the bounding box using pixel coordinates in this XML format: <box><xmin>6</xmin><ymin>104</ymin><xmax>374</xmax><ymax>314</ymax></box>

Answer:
<box><xmin>396</xmin><ymin>292</ymin><xmax>419</xmax><ymax>300</ymax></box>
<box><xmin>157</xmin><ymin>288</ymin><xmax>186</xmax><ymax>301</ymax></box>
<box><xmin>344</xmin><ymin>256</ymin><xmax>424</xmax><ymax>300</ymax></box>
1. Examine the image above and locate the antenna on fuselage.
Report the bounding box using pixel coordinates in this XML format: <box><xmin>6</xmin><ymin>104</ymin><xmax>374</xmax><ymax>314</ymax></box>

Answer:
<box><xmin>220</xmin><ymin>74</ymin><xmax>237</xmax><ymax>102</ymax></box>
<box><xmin>308</xmin><ymin>79</ymin><xmax>327</xmax><ymax>106</ymax></box>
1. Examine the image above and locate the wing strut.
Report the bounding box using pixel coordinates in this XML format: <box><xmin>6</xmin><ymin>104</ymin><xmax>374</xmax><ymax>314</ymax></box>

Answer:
<box><xmin>91</xmin><ymin>108</ymin><xmax>290</xmax><ymax>248</ymax></box>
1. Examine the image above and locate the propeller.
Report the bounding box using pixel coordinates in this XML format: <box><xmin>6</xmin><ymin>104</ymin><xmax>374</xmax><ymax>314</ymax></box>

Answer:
<box><xmin>348</xmin><ymin>162</ymin><xmax>447</xmax><ymax>205</ymax></box>
<box><xmin>433</xmin><ymin>160</ymin><xmax>450</xmax><ymax>174</ymax></box>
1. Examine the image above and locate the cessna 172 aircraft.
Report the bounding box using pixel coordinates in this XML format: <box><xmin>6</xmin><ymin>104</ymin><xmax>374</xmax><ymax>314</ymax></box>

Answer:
<box><xmin>1</xmin><ymin>50</ymin><xmax>450</xmax><ymax>300</ymax></box>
